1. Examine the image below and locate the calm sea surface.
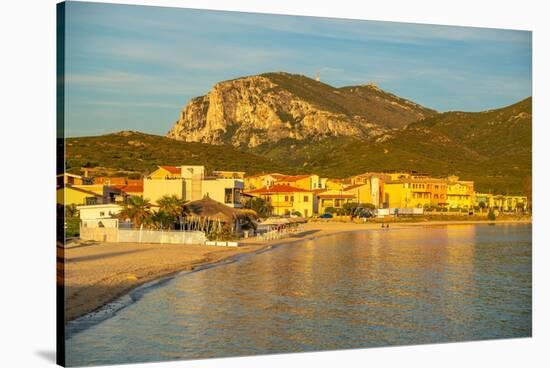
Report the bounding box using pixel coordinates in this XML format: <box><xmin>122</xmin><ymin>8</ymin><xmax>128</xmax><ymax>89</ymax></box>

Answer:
<box><xmin>65</xmin><ymin>224</ymin><xmax>532</xmax><ymax>366</ymax></box>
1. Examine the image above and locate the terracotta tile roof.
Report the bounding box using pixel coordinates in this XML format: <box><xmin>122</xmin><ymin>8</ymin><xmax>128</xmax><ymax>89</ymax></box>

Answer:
<box><xmin>160</xmin><ymin>165</ymin><xmax>180</xmax><ymax>174</ymax></box>
<box><xmin>113</xmin><ymin>184</ymin><xmax>144</xmax><ymax>194</ymax></box>
<box><xmin>247</xmin><ymin>184</ymin><xmax>312</xmax><ymax>194</ymax></box>
<box><xmin>122</xmin><ymin>185</ymin><xmax>144</xmax><ymax>193</ymax></box>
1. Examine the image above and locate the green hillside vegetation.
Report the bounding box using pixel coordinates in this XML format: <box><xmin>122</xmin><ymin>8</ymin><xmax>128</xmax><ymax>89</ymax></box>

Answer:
<box><xmin>411</xmin><ymin>97</ymin><xmax>532</xmax><ymax>157</ymax></box>
<box><xmin>249</xmin><ymin>98</ymin><xmax>532</xmax><ymax>195</ymax></box>
<box><xmin>65</xmin><ymin>131</ymin><xmax>293</xmax><ymax>176</ymax></box>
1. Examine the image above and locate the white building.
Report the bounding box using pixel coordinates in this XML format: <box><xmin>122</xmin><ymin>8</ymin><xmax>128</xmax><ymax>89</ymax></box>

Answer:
<box><xmin>77</xmin><ymin>203</ymin><xmax>122</xmax><ymax>228</ymax></box>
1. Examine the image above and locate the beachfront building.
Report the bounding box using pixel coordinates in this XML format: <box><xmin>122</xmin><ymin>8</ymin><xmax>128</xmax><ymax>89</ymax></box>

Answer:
<box><xmin>343</xmin><ymin>173</ymin><xmax>387</xmax><ymax>207</ymax></box>
<box><xmin>143</xmin><ymin>165</ymin><xmax>203</xmax><ymax>204</ymax></box>
<box><xmin>408</xmin><ymin>176</ymin><xmax>448</xmax><ymax>208</ymax></box>
<box><xmin>383</xmin><ymin>181</ymin><xmax>412</xmax><ymax>208</ymax></box>
<box><xmin>274</xmin><ymin>174</ymin><xmax>325</xmax><ymax>190</ymax></box>
<box><xmin>316</xmin><ymin>190</ymin><xmax>356</xmax><ymax>214</ymax></box>
<box><xmin>57</xmin><ymin>173</ymin><xmax>83</xmax><ymax>187</ymax></box>
<box><xmin>244</xmin><ymin>173</ymin><xmax>285</xmax><ymax>191</ymax></box>
<box><xmin>143</xmin><ymin>165</ymin><xmax>243</xmax><ymax>208</ymax></box>
<box><xmin>246</xmin><ymin>184</ymin><xmax>314</xmax><ymax>217</ymax></box>
<box><xmin>381</xmin><ymin>174</ymin><xmax>469</xmax><ymax>209</ymax></box>
<box><xmin>493</xmin><ymin>195</ymin><xmax>528</xmax><ymax>212</ymax></box>
<box><xmin>325</xmin><ymin>178</ymin><xmax>352</xmax><ymax>191</ymax></box>
<box><xmin>77</xmin><ymin>203</ymin><xmax>122</xmax><ymax>228</ymax></box>
<box><xmin>202</xmin><ymin>178</ymin><xmax>244</xmax><ymax>208</ymax></box>
<box><xmin>57</xmin><ymin>185</ymin><xmax>103</xmax><ymax>206</ymax></box>
<box><xmin>446</xmin><ymin>176</ymin><xmax>474</xmax><ymax>209</ymax></box>
<box><xmin>475</xmin><ymin>193</ymin><xmax>495</xmax><ymax>209</ymax></box>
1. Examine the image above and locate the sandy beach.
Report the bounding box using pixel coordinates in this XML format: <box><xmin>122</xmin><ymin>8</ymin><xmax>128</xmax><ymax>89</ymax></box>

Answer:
<box><xmin>60</xmin><ymin>218</ymin><xmax>531</xmax><ymax>323</ymax></box>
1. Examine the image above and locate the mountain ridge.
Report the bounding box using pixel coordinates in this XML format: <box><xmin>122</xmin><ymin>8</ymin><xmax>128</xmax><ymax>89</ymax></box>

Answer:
<box><xmin>167</xmin><ymin>72</ymin><xmax>436</xmax><ymax>147</ymax></box>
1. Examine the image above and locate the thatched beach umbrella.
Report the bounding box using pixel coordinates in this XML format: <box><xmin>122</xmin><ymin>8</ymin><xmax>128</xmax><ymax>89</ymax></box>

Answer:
<box><xmin>182</xmin><ymin>196</ymin><xmax>245</xmax><ymax>223</ymax></box>
<box><xmin>181</xmin><ymin>196</ymin><xmax>249</xmax><ymax>235</ymax></box>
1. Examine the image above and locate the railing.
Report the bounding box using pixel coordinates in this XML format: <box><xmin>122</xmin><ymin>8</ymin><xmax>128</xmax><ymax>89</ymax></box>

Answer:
<box><xmin>256</xmin><ymin>225</ymin><xmax>304</xmax><ymax>241</ymax></box>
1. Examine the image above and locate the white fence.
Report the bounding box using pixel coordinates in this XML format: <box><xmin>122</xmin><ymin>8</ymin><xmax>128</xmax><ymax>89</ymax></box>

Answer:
<box><xmin>80</xmin><ymin>227</ymin><xmax>206</xmax><ymax>245</ymax></box>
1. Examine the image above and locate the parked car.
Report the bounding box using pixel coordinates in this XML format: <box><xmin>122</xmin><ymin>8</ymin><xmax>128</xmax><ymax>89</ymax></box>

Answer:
<box><xmin>358</xmin><ymin>210</ymin><xmax>374</xmax><ymax>218</ymax></box>
<box><xmin>319</xmin><ymin>213</ymin><xmax>333</xmax><ymax>219</ymax></box>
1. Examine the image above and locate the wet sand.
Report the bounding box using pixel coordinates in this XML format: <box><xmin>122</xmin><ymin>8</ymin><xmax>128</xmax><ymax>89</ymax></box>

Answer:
<box><xmin>61</xmin><ymin>219</ymin><xmax>531</xmax><ymax>323</ymax></box>
<box><xmin>59</xmin><ymin>242</ymin><xmax>267</xmax><ymax>323</ymax></box>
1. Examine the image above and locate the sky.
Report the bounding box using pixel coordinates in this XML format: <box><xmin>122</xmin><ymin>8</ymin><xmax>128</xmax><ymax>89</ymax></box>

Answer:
<box><xmin>63</xmin><ymin>1</ymin><xmax>532</xmax><ymax>137</ymax></box>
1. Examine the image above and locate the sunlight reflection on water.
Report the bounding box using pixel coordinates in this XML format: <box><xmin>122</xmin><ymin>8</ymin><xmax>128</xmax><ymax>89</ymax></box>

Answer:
<box><xmin>66</xmin><ymin>224</ymin><xmax>532</xmax><ymax>366</ymax></box>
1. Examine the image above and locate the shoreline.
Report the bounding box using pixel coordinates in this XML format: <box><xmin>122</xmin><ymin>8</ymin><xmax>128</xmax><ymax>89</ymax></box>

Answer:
<box><xmin>63</xmin><ymin>219</ymin><xmax>531</xmax><ymax>326</ymax></box>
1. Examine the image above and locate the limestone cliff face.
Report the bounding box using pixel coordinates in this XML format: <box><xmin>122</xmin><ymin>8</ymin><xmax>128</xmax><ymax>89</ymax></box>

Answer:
<box><xmin>167</xmin><ymin>73</ymin><xmax>430</xmax><ymax>148</ymax></box>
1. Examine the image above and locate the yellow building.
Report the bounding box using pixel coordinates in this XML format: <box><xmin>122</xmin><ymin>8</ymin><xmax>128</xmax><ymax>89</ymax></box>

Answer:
<box><xmin>316</xmin><ymin>190</ymin><xmax>356</xmax><ymax>214</ymax></box>
<box><xmin>325</xmin><ymin>178</ymin><xmax>351</xmax><ymax>191</ymax></box>
<box><xmin>244</xmin><ymin>173</ymin><xmax>285</xmax><ymax>191</ymax></box>
<box><xmin>56</xmin><ymin>173</ymin><xmax>83</xmax><ymax>187</ymax></box>
<box><xmin>475</xmin><ymin>193</ymin><xmax>528</xmax><ymax>212</ymax></box>
<box><xmin>57</xmin><ymin>186</ymin><xmax>103</xmax><ymax>206</ymax></box>
<box><xmin>446</xmin><ymin>176</ymin><xmax>474</xmax><ymax>209</ymax></box>
<box><xmin>383</xmin><ymin>182</ymin><xmax>412</xmax><ymax>208</ymax></box>
<box><xmin>246</xmin><ymin>184</ymin><xmax>314</xmax><ymax>217</ymax></box>
<box><xmin>383</xmin><ymin>179</ymin><xmax>435</xmax><ymax>208</ymax></box>
<box><xmin>274</xmin><ymin>174</ymin><xmax>322</xmax><ymax>190</ymax></box>
<box><xmin>343</xmin><ymin>183</ymin><xmax>372</xmax><ymax>204</ymax></box>
<box><xmin>144</xmin><ymin>165</ymin><xmax>203</xmax><ymax>204</ymax></box>
<box><xmin>144</xmin><ymin>165</ymin><xmax>243</xmax><ymax>207</ymax></box>
<box><xmin>149</xmin><ymin>165</ymin><xmax>183</xmax><ymax>179</ymax></box>
<box><xmin>343</xmin><ymin>174</ymin><xmax>386</xmax><ymax>207</ymax></box>
<box><xmin>493</xmin><ymin>195</ymin><xmax>528</xmax><ymax>212</ymax></box>
<box><xmin>474</xmin><ymin>193</ymin><xmax>495</xmax><ymax>209</ymax></box>
<box><xmin>350</xmin><ymin>172</ymin><xmax>392</xmax><ymax>185</ymax></box>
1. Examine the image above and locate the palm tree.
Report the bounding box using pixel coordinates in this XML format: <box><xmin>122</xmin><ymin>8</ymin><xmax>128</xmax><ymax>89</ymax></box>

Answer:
<box><xmin>118</xmin><ymin>196</ymin><xmax>153</xmax><ymax>229</ymax></box>
<box><xmin>244</xmin><ymin>197</ymin><xmax>273</xmax><ymax>219</ymax></box>
<box><xmin>150</xmin><ymin>210</ymin><xmax>174</xmax><ymax>230</ymax></box>
<box><xmin>157</xmin><ymin>194</ymin><xmax>187</xmax><ymax>229</ymax></box>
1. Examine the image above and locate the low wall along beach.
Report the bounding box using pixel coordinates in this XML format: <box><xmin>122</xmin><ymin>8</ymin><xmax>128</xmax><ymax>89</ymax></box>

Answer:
<box><xmin>80</xmin><ymin>227</ymin><xmax>206</xmax><ymax>244</ymax></box>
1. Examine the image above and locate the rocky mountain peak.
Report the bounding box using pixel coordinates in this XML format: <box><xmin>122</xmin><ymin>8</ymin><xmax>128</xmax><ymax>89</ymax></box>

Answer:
<box><xmin>167</xmin><ymin>72</ymin><xmax>435</xmax><ymax>148</ymax></box>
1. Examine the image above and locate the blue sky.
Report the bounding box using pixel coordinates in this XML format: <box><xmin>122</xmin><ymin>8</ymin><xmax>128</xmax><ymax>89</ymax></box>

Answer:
<box><xmin>63</xmin><ymin>1</ymin><xmax>532</xmax><ymax>137</ymax></box>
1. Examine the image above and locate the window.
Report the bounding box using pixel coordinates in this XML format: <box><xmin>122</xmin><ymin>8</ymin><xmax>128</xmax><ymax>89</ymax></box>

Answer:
<box><xmin>290</xmin><ymin>196</ymin><xmax>294</xmax><ymax>202</ymax></box>
<box><xmin>85</xmin><ymin>197</ymin><xmax>97</xmax><ymax>205</ymax></box>
<box><xmin>304</xmin><ymin>196</ymin><xmax>309</xmax><ymax>202</ymax></box>
<box><xmin>224</xmin><ymin>188</ymin><xmax>233</xmax><ymax>204</ymax></box>
<box><xmin>99</xmin><ymin>211</ymin><xmax>105</xmax><ymax>217</ymax></box>
<box><xmin>285</xmin><ymin>195</ymin><xmax>289</xmax><ymax>202</ymax></box>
